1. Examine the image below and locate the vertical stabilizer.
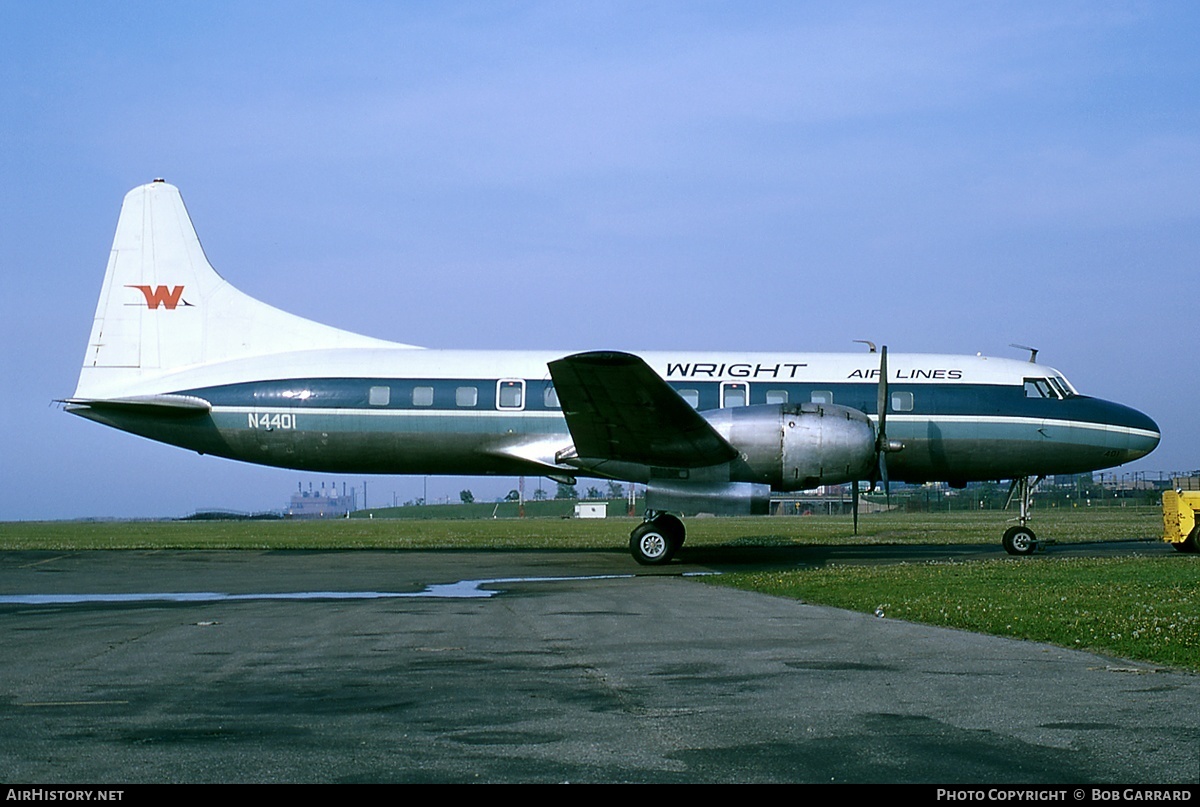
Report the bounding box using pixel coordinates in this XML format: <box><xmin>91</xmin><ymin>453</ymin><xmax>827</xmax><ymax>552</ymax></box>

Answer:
<box><xmin>75</xmin><ymin>181</ymin><xmax>410</xmax><ymax>399</ymax></box>
<box><xmin>83</xmin><ymin>180</ymin><xmax>215</xmax><ymax>372</ymax></box>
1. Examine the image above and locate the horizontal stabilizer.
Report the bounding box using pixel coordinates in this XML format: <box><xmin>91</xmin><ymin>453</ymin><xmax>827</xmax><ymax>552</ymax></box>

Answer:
<box><xmin>64</xmin><ymin>394</ymin><xmax>213</xmax><ymax>415</ymax></box>
<box><xmin>548</xmin><ymin>351</ymin><xmax>737</xmax><ymax>468</ymax></box>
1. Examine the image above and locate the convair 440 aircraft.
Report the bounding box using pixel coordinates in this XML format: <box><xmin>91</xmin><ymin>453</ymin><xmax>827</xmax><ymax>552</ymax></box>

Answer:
<box><xmin>68</xmin><ymin>181</ymin><xmax>1161</xmax><ymax>564</ymax></box>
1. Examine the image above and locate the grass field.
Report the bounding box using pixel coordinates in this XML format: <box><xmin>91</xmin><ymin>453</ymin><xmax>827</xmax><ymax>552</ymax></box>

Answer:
<box><xmin>0</xmin><ymin>505</ymin><xmax>1165</xmax><ymax>550</ymax></box>
<box><xmin>710</xmin><ymin>556</ymin><xmax>1200</xmax><ymax>672</ymax></box>
<box><xmin>3</xmin><ymin>506</ymin><xmax>1196</xmax><ymax>671</ymax></box>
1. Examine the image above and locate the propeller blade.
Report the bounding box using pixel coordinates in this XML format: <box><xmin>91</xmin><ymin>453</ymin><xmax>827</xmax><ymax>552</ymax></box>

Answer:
<box><xmin>869</xmin><ymin>345</ymin><xmax>889</xmax><ymax>493</ymax></box>
<box><xmin>866</xmin><ymin>345</ymin><xmax>905</xmax><ymax>506</ymax></box>
<box><xmin>876</xmin><ymin>344</ymin><xmax>888</xmax><ymax>450</ymax></box>
<box><xmin>852</xmin><ymin>479</ymin><xmax>859</xmax><ymax>535</ymax></box>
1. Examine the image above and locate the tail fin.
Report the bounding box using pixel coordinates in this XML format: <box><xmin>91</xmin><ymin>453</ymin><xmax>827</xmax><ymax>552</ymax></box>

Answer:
<box><xmin>74</xmin><ymin>180</ymin><xmax>411</xmax><ymax>399</ymax></box>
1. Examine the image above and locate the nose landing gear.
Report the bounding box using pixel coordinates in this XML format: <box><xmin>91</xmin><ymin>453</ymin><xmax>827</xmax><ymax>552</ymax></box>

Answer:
<box><xmin>1002</xmin><ymin>475</ymin><xmax>1045</xmax><ymax>556</ymax></box>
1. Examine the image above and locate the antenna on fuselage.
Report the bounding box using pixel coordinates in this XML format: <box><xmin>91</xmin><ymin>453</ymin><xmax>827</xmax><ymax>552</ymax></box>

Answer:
<box><xmin>1010</xmin><ymin>344</ymin><xmax>1039</xmax><ymax>363</ymax></box>
<box><xmin>853</xmin><ymin>340</ymin><xmax>877</xmax><ymax>353</ymax></box>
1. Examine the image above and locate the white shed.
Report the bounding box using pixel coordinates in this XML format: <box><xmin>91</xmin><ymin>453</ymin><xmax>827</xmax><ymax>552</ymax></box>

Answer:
<box><xmin>574</xmin><ymin>502</ymin><xmax>608</xmax><ymax>519</ymax></box>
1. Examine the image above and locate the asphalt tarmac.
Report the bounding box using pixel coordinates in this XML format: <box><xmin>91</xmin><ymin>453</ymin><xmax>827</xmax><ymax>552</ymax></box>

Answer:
<box><xmin>1</xmin><ymin>542</ymin><xmax>1198</xmax><ymax>783</ymax></box>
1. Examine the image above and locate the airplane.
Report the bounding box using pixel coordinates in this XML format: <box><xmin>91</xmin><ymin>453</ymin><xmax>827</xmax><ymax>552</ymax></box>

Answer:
<box><xmin>65</xmin><ymin>180</ymin><xmax>1162</xmax><ymax>564</ymax></box>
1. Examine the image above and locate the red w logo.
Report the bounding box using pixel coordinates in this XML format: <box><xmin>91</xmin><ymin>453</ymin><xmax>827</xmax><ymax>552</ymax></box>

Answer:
<box><xmin>127</xmin><ymin>285</ymin><xmax>186</xmax><ymax>310</ymax></box>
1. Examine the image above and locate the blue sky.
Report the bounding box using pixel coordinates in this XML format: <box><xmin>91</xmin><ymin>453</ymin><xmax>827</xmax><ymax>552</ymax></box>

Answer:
<box><xmin>2</xmin><ymin>2</ymin><xmax>1197</xmax><ymax>518</ymax></box>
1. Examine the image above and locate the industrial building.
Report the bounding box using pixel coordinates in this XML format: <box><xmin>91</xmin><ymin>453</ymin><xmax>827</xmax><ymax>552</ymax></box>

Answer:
<box><xmin>287</xmin><ymin>482</ymin><xmax>358</xmax><ymax>519</ymax></box>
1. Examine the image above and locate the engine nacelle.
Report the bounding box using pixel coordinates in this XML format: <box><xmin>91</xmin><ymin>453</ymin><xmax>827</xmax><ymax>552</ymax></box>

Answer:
<box><xmin>705</xmin><ymin>403</ymin><xmax>877</xmax><ymax>491</ymax></box>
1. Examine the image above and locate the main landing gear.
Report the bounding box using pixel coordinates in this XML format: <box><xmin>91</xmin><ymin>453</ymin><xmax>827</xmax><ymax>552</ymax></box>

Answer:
<box><xmin>1002</xmin><ymin>475</ymin><xmax>1046</xmax><ymax>556</ymax></box>
<box><xmin>628</xmin><ymin>476</ymin><xmax>1052</xmax><ymax>562</ymax></box>
<box><xmin>630</xmin><ymin>511</ymin><xmax>685</xmax><ymax>565</ymax></box>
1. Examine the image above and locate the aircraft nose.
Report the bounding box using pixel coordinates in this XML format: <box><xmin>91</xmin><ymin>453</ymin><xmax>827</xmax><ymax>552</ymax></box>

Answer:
<box><xmin>1118</xmin><ymin>403</ymin><xmax>1160</xmax><ymax>461</ymax></box>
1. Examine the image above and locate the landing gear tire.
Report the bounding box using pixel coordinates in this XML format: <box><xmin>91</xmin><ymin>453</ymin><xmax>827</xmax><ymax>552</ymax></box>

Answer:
<box><xmin>655</xmin><ymin>513</ymin><xmax>685</xmax><ymax>552</ymax></box>
<box><xmin>1002</xmin><ymin>526</ymin><xmax>1037</xmax><ymax>556</ymax></box>
<box><xmin>630</xmin><ymin>523</ymin><xmax>676</xmax><ymax>565</ymax></box>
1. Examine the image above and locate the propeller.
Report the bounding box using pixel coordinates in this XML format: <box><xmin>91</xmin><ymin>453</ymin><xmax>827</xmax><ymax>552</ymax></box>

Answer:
<box><xmin>873</xmin><ymin>345</ymin><xmax>891</xmax><ymax>499</ymax></box>
<box><xmin>854</xmin><ymin>344</ymin><xmax>902</xmax><ymax>535</ymax></box>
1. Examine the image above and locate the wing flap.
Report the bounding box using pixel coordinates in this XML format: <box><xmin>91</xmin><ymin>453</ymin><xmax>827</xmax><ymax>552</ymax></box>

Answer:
<box><xmin>548</xmin><ymin>351</ymin><xmax>736</xmax><ymax>468</ymax></box>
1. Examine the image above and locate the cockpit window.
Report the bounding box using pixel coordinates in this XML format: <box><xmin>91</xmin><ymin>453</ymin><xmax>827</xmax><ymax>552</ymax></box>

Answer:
<box><xmin>1024</xmin><ymin>378</ymin><xmax>1064</xmax><ymax>400</ymax></box>
<box><xmin>1048</xmin><ymin>376</ymin><xmax>1076</xmax><ymax>398</ymax></box>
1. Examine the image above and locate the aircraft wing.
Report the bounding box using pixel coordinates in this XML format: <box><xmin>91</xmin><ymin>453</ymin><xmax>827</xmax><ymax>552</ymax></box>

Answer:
<box><xmin>547</xmin><ymin>351</ymin><xmax>738</xmax><ymax>468</ymax></box>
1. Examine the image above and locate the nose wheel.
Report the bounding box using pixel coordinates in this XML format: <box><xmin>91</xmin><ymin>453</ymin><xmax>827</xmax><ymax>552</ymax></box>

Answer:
<box><xmin>1002</xmin><ymin>475</ymin><xmax>1045</xmax><ymax>555</ymax></box>
<box><xmin>630</xmin><ymin>512</ymin><xmax>685</xmax><ymax>565</ymax></box>
<box><xmin>1002</xmin><ymin>525</ymin><xmax>1038</xmax><ymax>556</ymax></box>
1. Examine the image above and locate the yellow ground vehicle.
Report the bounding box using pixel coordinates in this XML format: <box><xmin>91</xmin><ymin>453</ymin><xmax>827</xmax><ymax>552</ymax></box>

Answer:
<box><xmin>1162</xmin><ymin>479</ymin><xmax>1200</xmax><ymax>553</ymax></box>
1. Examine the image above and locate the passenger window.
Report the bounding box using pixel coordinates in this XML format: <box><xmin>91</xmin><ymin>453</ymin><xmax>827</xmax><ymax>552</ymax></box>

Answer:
<box><xmin>368</xmin><ymin>386</ymin><xmax>390</xmax><ymax>406</ymax></box>
<box><xmin>412</xmin><ymin>386</ymin><xmax>434</xmax><ymax>406</ymax></box>
<box><xmin>766</xmin><ymin>390</ymin><xmax>788</xmax><ymax>405</ymax></box>
<box><xmin>497</xmin><ymin>380</ymin><xmax>524</xmax><ymax>409</ymax></box>
<box><xmin>890</xmin><ymin>391</ymin><xmax>914</xmax><ymax>412</ymax></box>
<box><xmin>679</xmin><ymin>389</ymin><xmax>700</xmax><ymax>408</ymax></box>
<box><xmin>811</xmin><ymin>390</ymin><xmax>832</xmax><ymax>405</ymax></box>
<box><xmin>544</xmin><ymin>385</ymin><xmax>560</xmax><ymax>408</ymax></box>
<box><xmin>722</xmin><ymin>382</ymin><xmax>748</xmax><ymax>408</ymax></box>
<box><xmin>456</xmin><ymin>386</ymin><xmax>478</xmax><ymax>407</ymax></box>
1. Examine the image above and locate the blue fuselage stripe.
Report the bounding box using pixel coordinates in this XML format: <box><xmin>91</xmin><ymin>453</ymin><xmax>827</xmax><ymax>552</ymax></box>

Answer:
<box><xmin>54</xmin><ymin>375</ymin><xmax>1154</xmax><ymax>483</ymax></box>
<box><xmin>179</xmin><ymin>378</ymin><xmax>1155</xmax><ymax>429</ymax></box>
